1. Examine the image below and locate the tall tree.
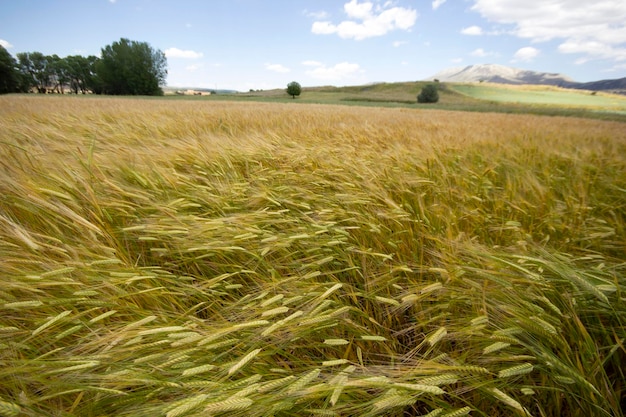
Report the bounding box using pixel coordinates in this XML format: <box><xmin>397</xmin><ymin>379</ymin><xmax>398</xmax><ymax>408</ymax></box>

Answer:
<box><xmin>16</xmin><ymin>51</ymin><xmax>50</xmax><ymax>93</ymax></box>
<box><xmin>16</xmin><ymin>52</ymin><xmax>35</xmax><ymax>92</ymax></box>
<box><xmin>0</xmin><ymin>45</ymin><xmax>20</xmax><ymax>94</ymax></box>
<box><xmin>47</xmin><ymin>54</ymin><xmax>70</xmax><ymax>94</ymax></box>
<box><xmin>96</xmin><ymin>38</ymin><xmax>167</xmax><ymax>95</ymax></box>
<box><xmin>66</xmin><ymin>55</ymin><xmax>100</xmax><ymax>94</ymax></box>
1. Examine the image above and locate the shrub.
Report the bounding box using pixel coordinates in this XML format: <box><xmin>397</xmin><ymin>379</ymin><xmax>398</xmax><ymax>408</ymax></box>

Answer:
<box><xmin>417</xmin><ymin>84</ymin><xmax>439</xmax><ymax>103</ymax></box>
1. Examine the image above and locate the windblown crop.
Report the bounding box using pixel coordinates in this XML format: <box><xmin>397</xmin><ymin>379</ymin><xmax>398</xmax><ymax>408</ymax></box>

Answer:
<box><xmin>0</xmin><ymin>95</ymin><xmax>624</xmax><ymax>416</ymax></box>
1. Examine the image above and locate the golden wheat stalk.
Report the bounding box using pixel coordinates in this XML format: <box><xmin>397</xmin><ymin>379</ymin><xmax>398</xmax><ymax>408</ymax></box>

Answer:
<box><xmin>227</xmin><ymin>348</ymin><xmax>261</xmax><ymax>376</ymax></box>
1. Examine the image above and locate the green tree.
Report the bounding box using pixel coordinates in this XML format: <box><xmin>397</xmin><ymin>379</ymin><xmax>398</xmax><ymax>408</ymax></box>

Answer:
<box><xmin>85</xmin><ymin>55</ymin><xmax>102</xmax><ymax>94</ymax></box>
<box><xmin>66</xmin><ymin>55</ymin><xmax>100</xmax><ymax>94</ymax></box>
<box><xmin>286</xmin><ymin>81</ymin><xmax>301</xmax><ymax>99</ymax></box>
<box><xmin>16</xmin><ymin>52</ymin><xmax>36</xmax><ymax>91</ymax></box>
<box><xmin>47</xmin><ymin>54</ymin><xmax>71</xmax><ymax>94</ymax></box>
<box><xmin>0</xmin><ymin>45</ymin><xmax>20</xmax><ymax>94</ymax></box>
<box><xmin>17</xmin><ymin>51</ymin><xmax>51</xmax><ymax>93</ymax></box>
<box><xmin>417</xmin><ymin>84</ymin><xmax>439</xmax><ymax>103</ymax></box>
<box><xmin>96</xmin><ymin>38</ymin><xmax>167</xmax><ymax>95</ymax></box>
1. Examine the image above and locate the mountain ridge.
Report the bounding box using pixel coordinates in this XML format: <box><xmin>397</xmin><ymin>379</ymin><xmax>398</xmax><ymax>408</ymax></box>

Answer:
<box><xmin>428</xmin><ymin>64</ymin><xmax>626</xmax><ymax>93</ymax></box>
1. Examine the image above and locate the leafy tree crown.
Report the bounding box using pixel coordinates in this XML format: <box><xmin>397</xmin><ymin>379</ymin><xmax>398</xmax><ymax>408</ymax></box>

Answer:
<box><xmin>286</xmin><ymin>81</ymin><xmax>302</xmax><ymax>99</ymax></box>
<box><xmin>0</xmin><ymin>45</ymin><xmax>20</xmax><ymax>94</ymax></box>
<box><xmin>417</xmin><ymin>84</ymin><xmax>439</xmax><ymax>103</ymax></box>
<box><xmin>97</xmin><ymin>38</ymin><xmax>167</xmax><ymax>96</ymax></box>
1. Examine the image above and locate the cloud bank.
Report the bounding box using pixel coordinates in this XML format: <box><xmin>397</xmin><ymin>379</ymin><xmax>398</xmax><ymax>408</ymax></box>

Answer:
<box><xmin>311</xmin><ymin>0</ymin><xmax>417</xmax><ymax>40</ymax></box>
<box><xmin>471</xmin><ymin>0</ymin><xmax>626</xmax><ymax>63</ymax></box>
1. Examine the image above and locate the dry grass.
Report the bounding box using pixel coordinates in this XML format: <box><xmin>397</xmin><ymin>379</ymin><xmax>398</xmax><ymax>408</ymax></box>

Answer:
<box><xmin>0</xmin><ymin>95</ymin><xmax>625</xmax><ymax>416</ymax></box>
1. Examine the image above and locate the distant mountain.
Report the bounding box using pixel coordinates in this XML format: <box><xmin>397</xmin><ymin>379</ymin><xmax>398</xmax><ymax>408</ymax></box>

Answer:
<box><xmin>429</xmin><ymin>64</ymin><xmax>574</xmax><ymax>86</ymax></box>
<box><xmin>574</xmin><ymin>78</ymin><xmax>626</xmax><ymax>92</ymax></box>
<box><xmin>427</xmin><ymin>64</ymin><xmax>626</xmax><ymax>93</ymax></box>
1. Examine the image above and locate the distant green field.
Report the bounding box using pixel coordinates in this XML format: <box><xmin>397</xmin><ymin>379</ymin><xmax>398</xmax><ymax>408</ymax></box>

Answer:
<box><xmin>451</xmin><ymin>84</ymin><xmax>626</xmax><ymax>113</ymax></box>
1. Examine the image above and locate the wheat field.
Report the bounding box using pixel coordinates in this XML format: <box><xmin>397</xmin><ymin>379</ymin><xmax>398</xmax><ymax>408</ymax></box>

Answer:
<box><xmin>0</xmin><ymin>95</ymin><xmax>625</xmax><ymax>416</ymax></box>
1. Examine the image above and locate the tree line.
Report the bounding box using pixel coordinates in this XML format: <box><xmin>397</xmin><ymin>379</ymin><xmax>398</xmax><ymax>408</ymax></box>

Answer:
<box><xmin>0</xmin><ymin>38</ymin><xmax>167</xmax><ymax>96</ymax></box>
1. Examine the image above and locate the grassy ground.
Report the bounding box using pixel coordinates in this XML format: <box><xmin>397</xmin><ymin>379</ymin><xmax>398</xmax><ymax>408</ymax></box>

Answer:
<box><xmin>0</xmin><ymin>95</ymin><xmax>625</xmax><ymax>416</ymax></box>
<box><xmin>174</xmin><ymin>82</ymin><xmax>626</xmax><ymax>122</ymax></box>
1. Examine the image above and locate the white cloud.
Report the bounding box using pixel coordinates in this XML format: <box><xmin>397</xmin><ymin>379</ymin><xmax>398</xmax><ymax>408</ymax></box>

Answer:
<box><xmin>451</xmin><ymin>58</ymin><xmax>464</xmax><ymax>63</ymax></box>
<box><xmin>304</xmin><ymin>9</ymin><xmax>330</xmax><ymax>20</ymax></box>
<box><xmin>470</xmin><ymin>0</ymin><xmax>626</xmax><ymax>63</ymax></box>
<box><xmin>311</xmin><ymin>0</ymin><xmax>418</xmax><ymax>40</ymax></box>
<box><xmin>432</xmin><ymin>0</ymin><xmax>447</xmax><ymax>10</ymax></box>
<box><xmin>265</xmin><ymin>63</ymin><xmax>291</xmax><ymax>73</ymax></box>
<box><xmin>311</xmin><ymin>22</ymin><xmax>336</xmax><ymax>35</ymax></box>
<box><xmin>165</xmin><ymin>48</ymin><xmax>203</xmax><ymax>59</ymax></box>
<box><xmin>393</xmin><ymin>40</ymin><xmax>408</xmax><ymax>47</ymax></box>
<box><xmin>345</xmin><ymin>0</ymin><xmax>372</xmax><ymax>19</ymax></box>
<box><xmin>470</xmin><ymin>48</ymin><xmax>493</xmax><ymax>57</ymax></box>
<box><xmin>109</xmin><ymin>0</ymin><xmax>116</xmax><ymax>3</ymax></box>
<box><xmin>461</xmin><ymin>25</ymin><xmax>483</xmax><ymax>35</ymax></box>
<box><xmin>558</xmin><ymin>39</ymin><xmax>626</xmax><ymax>62</ymax></box>
<box><xmin>513</xmin><ymin>46</ymin><xmax>540</xmax><ymax>62</ymax></box>
<box><xmin>0</xmin><ymin>39</ymin><xmax>13</xmax><ymax>49</ymax></box>
<box><xmin>185</xmin><ymin>64</ymin><xmax>202</xmax><ymax>72</ymax></box>
<box><xmin>305</xmin><ymin>62</ymin><xmax>363</xmax><ymax>80</ymax></box>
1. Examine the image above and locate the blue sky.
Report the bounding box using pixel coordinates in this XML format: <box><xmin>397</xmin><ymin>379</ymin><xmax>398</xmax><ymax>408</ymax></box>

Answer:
<box><xmin>1</xmin><ymin>0</ymin><xmax>625</xmax><ymax>90</ymax></box>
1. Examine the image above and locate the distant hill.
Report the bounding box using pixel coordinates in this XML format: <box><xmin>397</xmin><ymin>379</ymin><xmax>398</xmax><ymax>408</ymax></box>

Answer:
<box><xmin>428</xmin><ymin>64</ymin><xmax>626</xmax><ymax>93</ymax></box>
<box><xmin>574</xmin><ymin>78</ymin><xmax>626</xmax><ymax>92</ymax></box>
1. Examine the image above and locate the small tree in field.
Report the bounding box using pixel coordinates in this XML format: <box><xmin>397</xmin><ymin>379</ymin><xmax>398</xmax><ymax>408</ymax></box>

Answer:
<box><xmin>286</xmin><ymin>81</ymin><xmax>301</xmax><ymax>99</ymax></box>
<box><xmin>417</xmin><ymin>84</ymin><xmax>439</xmax><ymax>103</ymax></box>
